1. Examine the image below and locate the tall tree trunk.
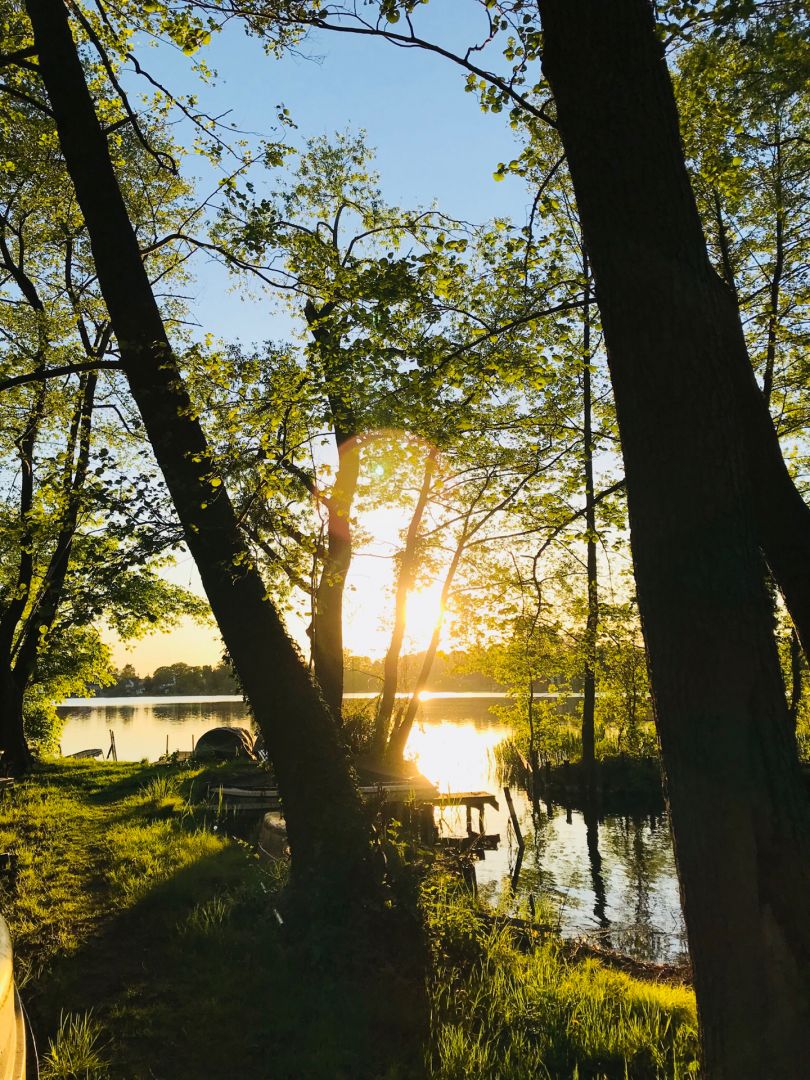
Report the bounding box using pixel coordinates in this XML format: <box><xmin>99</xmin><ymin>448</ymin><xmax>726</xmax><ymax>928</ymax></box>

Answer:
<box><xmin>13</xmin><ymin>375</ymin><xmax>96</xmax><ymax>691</ymax></box>
<box><xmin>0</xmin><ymin>666</ymin><xmax>26</xmax><ymax>775</ymax></box>
<box><xmin>539</xmin><ymin>1</ymin><xmax>810</xmax><ymax>1075</ymax></box>
<box><xmin>0</xmin><ymin>382</ymin><xmax>46</xmax><ymax>772</ymax></box>
<box><xmin>27</xmin><ymin>0</ymin><xmax>368</xmax><ymax>892</ymax></box>
<box><xmin>303</xmin><ymin>302</ymin><xmax>362</xmax><ymax>722</ymax></box>
<box><xmin>311</xmin><ymin>432</ymin><xmax>360</xmax><ymax>722</ymax></box>
<box><xmin>581</xmin><ymin>250</ymin><xmax>597</xmax><ymax>789</ymax></box>
<box><xmin>373</xmin><ymin>446</ymin><xmax>438</xmax><ymax>756</ymax></box>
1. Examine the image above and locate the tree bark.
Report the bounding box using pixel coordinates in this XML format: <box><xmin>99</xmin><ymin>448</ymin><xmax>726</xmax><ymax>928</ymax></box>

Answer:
<box><xmin>13</xmin><ymin>374</ymin><xmax>96</xmax><ymax>688</ymax></box>
<box><xmin>311</xmin><ymin>431</ymin><xmax>361</xmax><ymax>722</ymax></box>
<box><xmin>0</xmin><ymin>666</ymin><xmax>26</xmax><ymax>775</ymax></box>
<box><xmin>0</xmin><ymin>382</ymin><xmax>46</xmax><ymax>772</ymax></box>
<box><xmin>539</xmin><ymin>1</ymin><xmax>810</xmax><ymax>1075</ymax></box>
<box><xmin>373</xmin><ymin>446</ymin><xmax>438</xmax><ymax>756</ymax></box>
<box><xmin>26</xmin><ymin>0</ymin><xmax>368</xmax><ymax>892</ymax></box>
<box><xmin>303</xmin><ymin>302</ymin><xmax>361</xmax><ymax>723</ymax></box>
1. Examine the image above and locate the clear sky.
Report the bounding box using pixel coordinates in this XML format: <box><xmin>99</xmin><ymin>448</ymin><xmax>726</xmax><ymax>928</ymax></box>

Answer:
<box><xmin>111</xmin><ymin>10</ymin><xmax>534</xmax><ymax>673</ymax></box>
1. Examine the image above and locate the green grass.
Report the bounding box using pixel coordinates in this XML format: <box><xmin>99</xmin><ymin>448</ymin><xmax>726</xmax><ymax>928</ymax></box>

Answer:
<box><xmin>0</xmin><ymin>761</ymin><xmax>699</xmax><ymax>1079</ymax></box>
<box><xmin>423</xmin><ymin>876</ymin><xmax>699</xmax><ymax>1079</ymax></box>
<box><xmin>40</xmin><ymin>1011</ymin><xmax>110</xmax><ymax>1080</ymax></box>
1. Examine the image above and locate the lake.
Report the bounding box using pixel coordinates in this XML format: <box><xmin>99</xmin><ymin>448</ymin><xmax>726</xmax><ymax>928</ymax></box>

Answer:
<box><xmin>57</xmin><ymin>692</ymin><xmax>687</xmax><ymax>963</ymax></box>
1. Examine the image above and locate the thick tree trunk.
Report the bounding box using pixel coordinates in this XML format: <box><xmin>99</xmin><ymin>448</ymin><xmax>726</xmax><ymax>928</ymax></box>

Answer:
<box><xmin>581</xmin><ymin>252</ymin><xmax>597</xmax><ymax>787</ymax></box>
<box><xmin>373</xmin><ymin>446</ymin><xmax>438</xmax><ymax>756</ymax></box>
<box><xmin>539</xmin><ymin>1</ymin><xmax>810</xmax><ymax>1075</ymax></box>
<box><xmin>0</xmin><ymin>666</ymin><xmax>28</xmax><ymax>775</ymax></box>
<box><xmin>311</xmin><ymin>433</ymin><xmax>361</xmax><ymax>721</ymax></box>
<box><xmin>27</xmin><ymin>0</ymin><xmax>368</xmax><ymax>892</ymax></box>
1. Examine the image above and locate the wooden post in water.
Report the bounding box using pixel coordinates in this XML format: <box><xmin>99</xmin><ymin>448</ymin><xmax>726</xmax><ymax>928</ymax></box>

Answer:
<box><xmin>503</xmin><ymin>787</ymin><xmax>524</xmax><ymax>852</ymax></box>
<box><xmin>107</xmin><ymin>730</ymin><xmax>117</xmax><ymax>762</ymax></box>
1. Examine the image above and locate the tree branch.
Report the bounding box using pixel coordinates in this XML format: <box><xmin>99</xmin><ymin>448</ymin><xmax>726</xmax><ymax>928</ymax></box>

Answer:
<box><xmin>0</xmin><ymin>360</ymin><xmax>121</xmax><ymax>393</ymax></box>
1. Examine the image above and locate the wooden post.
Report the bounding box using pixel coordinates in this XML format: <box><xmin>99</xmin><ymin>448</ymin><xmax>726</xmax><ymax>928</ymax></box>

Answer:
<box><xmin>503</xmin><ymin>787</ymin><xmax>524</xmax><ymax>851</ymax></box>
<box><xmin>107</xmin><ymin>730</ymin><xmax>117</xmax><ymax>762</ymax></box>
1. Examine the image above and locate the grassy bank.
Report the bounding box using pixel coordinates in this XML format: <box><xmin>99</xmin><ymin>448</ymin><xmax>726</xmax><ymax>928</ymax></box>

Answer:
<box><xmin>0</xmin><ymin>761</ymin><xmax>698</xmax><ymax>1078</ymax></box>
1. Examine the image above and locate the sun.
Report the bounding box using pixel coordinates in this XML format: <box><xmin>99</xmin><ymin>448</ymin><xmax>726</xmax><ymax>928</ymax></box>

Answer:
<box><xmin>404</xmin><ymin>580</ymin><xmax>447</xmax><ymax>652</ymax></box>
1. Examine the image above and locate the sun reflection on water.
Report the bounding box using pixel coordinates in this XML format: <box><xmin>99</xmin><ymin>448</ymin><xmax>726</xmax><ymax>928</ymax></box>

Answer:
<box><xmin>404</xmin><ymin>721</ymin><xmax>509</xmax><ymax>793</ymax></box>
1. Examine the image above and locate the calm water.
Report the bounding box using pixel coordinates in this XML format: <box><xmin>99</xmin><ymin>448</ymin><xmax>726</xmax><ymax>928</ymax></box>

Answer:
<box><xmin>58</xmin><ymin>693</ymin><xmax>687</xmax><ymax>963</ymax></box>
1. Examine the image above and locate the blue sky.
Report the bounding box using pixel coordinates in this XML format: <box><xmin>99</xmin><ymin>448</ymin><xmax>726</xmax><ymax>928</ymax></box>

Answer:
<box><xmin>113</xmin><ymin>10</ymin><xmax>537</xmax><ymax>671</ymax></box>
<box><xmin>135</xmin><ymin>8</ymin><xmax>532</xmax><ymax>343</ymax></box>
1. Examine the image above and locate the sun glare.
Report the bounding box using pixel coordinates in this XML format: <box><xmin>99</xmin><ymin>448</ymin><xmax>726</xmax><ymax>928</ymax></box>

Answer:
<box><xmin>405</xmin><ymin>722</ymin><xmax>507</xmax><ymax>793</ymax></box>
<box><xmin>404</xmin><ymin>581</ymin><xmax>446</xmax><ymax>651</ymax></box>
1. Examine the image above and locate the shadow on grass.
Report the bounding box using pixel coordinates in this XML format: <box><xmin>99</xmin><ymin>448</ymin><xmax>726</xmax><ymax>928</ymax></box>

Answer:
<box><xmin>28</xmin><ymin>837</ymin><xmax>427</xmax><ymax>1080</ymax></box>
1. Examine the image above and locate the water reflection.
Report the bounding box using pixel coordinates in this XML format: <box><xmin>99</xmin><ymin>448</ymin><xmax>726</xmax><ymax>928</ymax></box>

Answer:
<box><xmin>584</xmin><ymin>808</ymin><xmax>610</xmax><ymax>932</ymax></box>
<box><xmin>59</xmin><ymin>696</ymin><xmax>249</xmax><ymax>760</ymax></box>
<box><xmin>59</xmin><ymin>693</ymin><xmax>687</xmax><ymax>962</ymax></box>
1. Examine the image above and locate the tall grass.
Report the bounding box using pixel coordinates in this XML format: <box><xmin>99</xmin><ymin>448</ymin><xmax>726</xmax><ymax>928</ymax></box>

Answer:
<box><xmin>423</xmin><ymin>874</ymin><xmax>699</xmax><ymax>1079</ymax></box>
<box><xmin>40</xmin><ymin>1011</ymin><xmax>109</xmax><ymax>1080</ymax></box>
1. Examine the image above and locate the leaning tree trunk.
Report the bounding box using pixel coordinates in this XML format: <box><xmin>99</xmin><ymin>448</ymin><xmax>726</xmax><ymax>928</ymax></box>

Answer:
<box><xmin>26</xmin><ymin>0</ymin><xmax>369</xmax><ymax>894</ymax></box>
<box><xmin>539</xmin><ymin>1</ymin><xmax>810</xmax><ymax>1075</ymax></box>
<box><xmin>373</xmin><ymin>446</ymin><xmax>438</xmax><ymax>757</ymax></box>
<box><xmin>386</xmin><ymin>539</ymin><xmax>464</xmax><ymax>764</ymax></box>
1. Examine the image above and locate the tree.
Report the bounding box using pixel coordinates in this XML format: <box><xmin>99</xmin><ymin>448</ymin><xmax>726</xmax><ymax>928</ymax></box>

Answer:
<box><xmin>0</xmin><ymin>55</ymin><xmax>208</xmax><ymax>770</ymax></box>
<box><xmin>16</xmin><ymin>0</ymin><xmax>370</xmax><ymax>894</ymax></box>
<box><xmin>537</xmin><ymin>0</ymin><xmax>810</xmax><ymax>1072</ymax></box>
<box><xmin>212</xmin><ymin>133</ymin><xmax>568</xmax><ymax>721</ymax></box>
<box><xmin>278</xmin><ymin>0</ymin><xmax>810</xmax><ymax>1068</ymax></box>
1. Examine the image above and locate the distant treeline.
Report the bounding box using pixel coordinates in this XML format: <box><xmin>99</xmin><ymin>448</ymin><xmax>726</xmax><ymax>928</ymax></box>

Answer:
<box><xmin>100</xmin><ymin>662</ymin><xmax>239</xmax><ymax>697</ymax></box>
<box><xmin>98</xmin><ymin>652</ymin><xmax>504</xmax><ymax>697</ymax></box>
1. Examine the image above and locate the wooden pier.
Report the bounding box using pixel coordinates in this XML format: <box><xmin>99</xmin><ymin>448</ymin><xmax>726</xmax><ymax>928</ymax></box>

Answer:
<box><xmin>208</xmin><ymin>780</ymin><xmax>500</xmax><ymax>820</ymax></box>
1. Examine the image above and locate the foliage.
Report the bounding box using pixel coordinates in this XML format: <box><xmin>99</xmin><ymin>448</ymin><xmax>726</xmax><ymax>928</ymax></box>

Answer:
<box><xmin>23</xmin><ymin>626</ymin><xmax>115</xmax><ymax>753</ymax></box>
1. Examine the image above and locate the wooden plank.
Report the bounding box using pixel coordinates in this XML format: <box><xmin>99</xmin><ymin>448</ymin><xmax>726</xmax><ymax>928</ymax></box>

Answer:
<box><xmin>437</xmin><ymin>834</ymin><xmax>501</xmax><ymax>853</ymax></box>
<box><xmin>435</xmin><ymin>791</ymin><xmax>500</xmax><ymax>811</ymax></box>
